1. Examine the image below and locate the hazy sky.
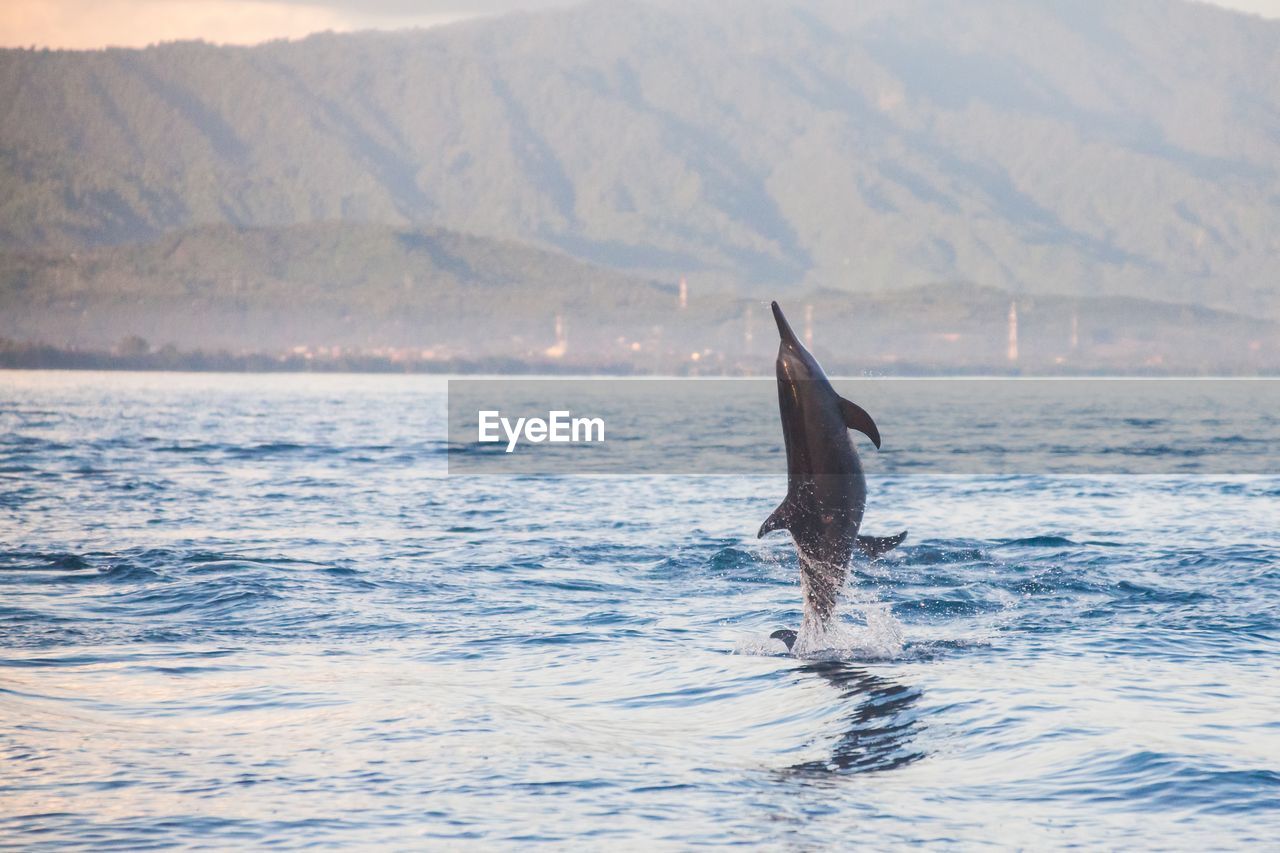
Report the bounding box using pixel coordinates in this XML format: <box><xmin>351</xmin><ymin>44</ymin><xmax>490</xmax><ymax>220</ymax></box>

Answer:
<box><xmin>2</xmin><ymin>0</ymin><xmax>1278</xmax><ymax>49</ymax></box>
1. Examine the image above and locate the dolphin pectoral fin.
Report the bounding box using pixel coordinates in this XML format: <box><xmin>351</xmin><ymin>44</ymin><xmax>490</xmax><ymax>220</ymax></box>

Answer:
<box><xmin>758</xmin><ymin>500</ymin><xmax>793</xmax><ymax>538</ymax></box>
<box><xmin>838</xmin><ymin>397</ymin><xmax>882</xmax><ymax>449</ymax></box>
<box><xmin>855</xmin><ymin>530</ymin><xmax>907</xmax><ymax>558</ymax></box>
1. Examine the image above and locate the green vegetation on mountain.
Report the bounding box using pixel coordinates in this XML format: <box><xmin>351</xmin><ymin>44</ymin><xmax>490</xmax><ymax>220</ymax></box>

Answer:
<box><xmin>2</xmin><ymin>0</ymin><xmax>1279</xmax><ymax>318</ymax></box>
<box><xmin>2</xmin><ymin>222</ymin><xmax>1275</xmax><ymax>374</ymax></box>
<box><xmin>0</xmin><ymin>222</ymin><xmax>676</xmax><ymax>351</ymax></box>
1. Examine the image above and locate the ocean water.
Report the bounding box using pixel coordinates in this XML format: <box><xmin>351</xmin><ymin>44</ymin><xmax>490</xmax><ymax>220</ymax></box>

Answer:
<box><xmin>2</xmin><ymin>370</ymin><xmax>1278</xmax><ymax>848</ymax></box>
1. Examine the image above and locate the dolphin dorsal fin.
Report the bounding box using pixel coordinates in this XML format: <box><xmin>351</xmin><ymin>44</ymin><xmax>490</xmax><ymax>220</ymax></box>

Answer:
<box><xmin>758</xmin><ymin>498</ymin><xmax>795</xmax><ymax>538</ymax></box>
<box><xmin>839</xmin><ymin>397</ymin><xmax>882</xmax><ymax>449</ymax></box>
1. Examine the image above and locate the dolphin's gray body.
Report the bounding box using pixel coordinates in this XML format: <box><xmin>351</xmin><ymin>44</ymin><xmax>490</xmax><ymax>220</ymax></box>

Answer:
<box><xmin>758</xmin><ymin>301</ymin><xmax>906</xmax><ymax>633</ymax></box>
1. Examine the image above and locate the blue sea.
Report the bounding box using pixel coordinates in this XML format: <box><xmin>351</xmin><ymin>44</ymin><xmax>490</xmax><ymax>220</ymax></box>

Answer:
<box><xmin>2</xmin><ymin>371</ymin><xmax>1278</xmax><ymax>848</ymax></box>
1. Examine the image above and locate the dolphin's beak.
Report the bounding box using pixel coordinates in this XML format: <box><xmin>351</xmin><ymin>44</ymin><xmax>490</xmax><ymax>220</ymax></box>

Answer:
<box><xmin>771</xmin><ymin>301</ymin><xmax>801</xmax><ymax>349</ymax></box>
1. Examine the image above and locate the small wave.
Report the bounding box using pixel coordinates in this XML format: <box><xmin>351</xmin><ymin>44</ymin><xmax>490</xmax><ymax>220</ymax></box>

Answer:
<box><xmin>1113</xmin><ymin>580</ymin><xmax>1213</xmax><ymax>605</ymax></box>
<box><xmin>1044</xmin><ymin>750</ymin><xmax>1280</xmax><ymax>815</ymax></box>
<box><xmin>78</xmin><ymin>562</ymin><xmax>164</xmax><ymax>583</ymax></box>
<box><xmin>108</xmin><ymin>582</ymin><xmax>282</xmax><ymax>619</ymax></box>
<box><xmin>0</xmin><ymin>551</ymin><xmax>90</xmax><ymax>572</ymax></box>
<box><xmin>153</xmin><ymin>441</ymin><xmax>224</xmax><ymax>454</ymax></box>
<box><xmin>703</xmin><ymin>546</ymin><xmax>793</xmax><ymax>585</ymax></box>
<box><xmin>997</xmin><ymin>535</ymin><xmax>1076</xmax><ymax>547</ymax></box>
<box><xmin>903</xmin><ymin>595</ymin><xmax>1009</xmax><ymax>618</ymax></box>
<box><xmin>706</xmin><ymin>546</ymin><xmax>757</xmax><ymax>572</ymax></box>
<box><xmin>227</xmin><ymin>442</ymin><xmax>308</xmax><ymax>458</ymax></box>
<box><xmin>900</xmin><ymin>636</ymin><xmax>996</xmax><ymax>659</ymax></box>
<box><xmin>0</xmin><ymin>551</ymin><xmax>166</xmax><ymax>584</ymax></box>
<box><xmin>897</xmin><ymin>543</ymin><xmax>987</xmax><ymax>565</ymax></box>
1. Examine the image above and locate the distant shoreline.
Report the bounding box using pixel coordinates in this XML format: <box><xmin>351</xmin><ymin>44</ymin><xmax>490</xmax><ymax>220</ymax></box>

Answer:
<box><xmin>5</xmin><ymin>336</ymin><xmax>1277</xmax><ymax>378</ymax></box>
<box><xmin>2</xmin><ymin>353</ymin><xmax>1275</xmax><ymax>380</ymax></box>
<box><xmin>0</xmin><ymin>348</ymin><xmax>631</xmax><ymax>376</ymax></box>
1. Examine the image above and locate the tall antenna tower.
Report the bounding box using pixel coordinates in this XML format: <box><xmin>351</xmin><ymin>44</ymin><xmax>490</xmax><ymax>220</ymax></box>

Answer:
<box><xmin>1007</xmin><ymin>301</ymin><xmax>1019</xmax><ymax>363</ymax></box>
<box><xmin>544</xmin><ymin>313</ymin><xmax>568</xmax><ymax>359</ymax></box>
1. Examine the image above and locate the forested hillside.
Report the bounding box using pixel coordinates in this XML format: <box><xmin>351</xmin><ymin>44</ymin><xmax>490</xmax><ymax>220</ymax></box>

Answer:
<box><xmin>3</xmin><ymin>0</ymin><xmax>1279</xmax><ymax>315</ymax></box>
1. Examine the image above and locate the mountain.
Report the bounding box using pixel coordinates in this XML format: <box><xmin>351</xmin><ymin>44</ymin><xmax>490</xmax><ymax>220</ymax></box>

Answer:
<box><xmin>2</xmin><ymin>0</ymin><xmax>1279</xmax><ymax>317</ymax></box>
<box><xmin>0</xmin><ymin>222</ymin><xmax>676</xmax><ymax>352</ymax></box>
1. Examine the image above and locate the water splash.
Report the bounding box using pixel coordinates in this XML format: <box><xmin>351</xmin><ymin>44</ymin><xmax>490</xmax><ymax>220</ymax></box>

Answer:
<box><xmin>796</xmin><ymin>593</ymin><xmax>907</xmax><ymax>659</ymax></box>
<box><xmin>734</xmin><ymin>586</ymin><xmax>907</xmax><ymax>660</ymax></box>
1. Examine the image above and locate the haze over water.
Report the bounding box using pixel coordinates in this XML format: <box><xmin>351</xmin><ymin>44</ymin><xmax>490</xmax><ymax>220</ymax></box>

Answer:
<box><xmin>2</xmin><ymin>371</ymin><xmax>1278</xmax><ymax>847</ymax></box>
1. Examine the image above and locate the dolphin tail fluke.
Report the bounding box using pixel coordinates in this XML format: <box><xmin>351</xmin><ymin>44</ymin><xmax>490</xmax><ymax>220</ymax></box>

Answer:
<box><xmin>770</xmin><ymin>628</ymin><xmax>798</xmax><ymax>651</ymax></box>
<box><xmin>758</xmin><ymin>499</ymin><xmax>794</xmax><ymax>538</ymax></box>
<box><xmin>855</xmin><ymin>530</ymin><xmax>907</xmax><ymax>558</ymax></box>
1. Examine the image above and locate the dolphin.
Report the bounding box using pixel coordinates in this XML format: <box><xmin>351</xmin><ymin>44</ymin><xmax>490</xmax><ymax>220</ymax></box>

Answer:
<box><xmin>759</xmin><ymin>301</ymin><xmax>906</xmax><ymax>644</ymax></box>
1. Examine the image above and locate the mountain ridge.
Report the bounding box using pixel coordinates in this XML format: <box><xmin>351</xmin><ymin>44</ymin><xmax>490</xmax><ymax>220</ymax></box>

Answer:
<box><xmin>2</xmin><ymin>0</ymin><xmax>1279</xmax><ymax>315</ymax></box>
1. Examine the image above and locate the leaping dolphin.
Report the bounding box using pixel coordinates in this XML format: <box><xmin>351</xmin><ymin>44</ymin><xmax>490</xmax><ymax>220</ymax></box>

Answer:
<box><xmin>759</xmin><ymin>301</ymin><xmax>906</xmax><ymax>648</ymax></box>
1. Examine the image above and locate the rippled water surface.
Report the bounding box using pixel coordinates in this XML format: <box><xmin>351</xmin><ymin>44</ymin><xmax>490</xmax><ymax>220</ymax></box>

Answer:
<box><xmin>2</xmin><ymin>371</ymin><xmax>1278</xmax><ymax>847</ymax></box>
